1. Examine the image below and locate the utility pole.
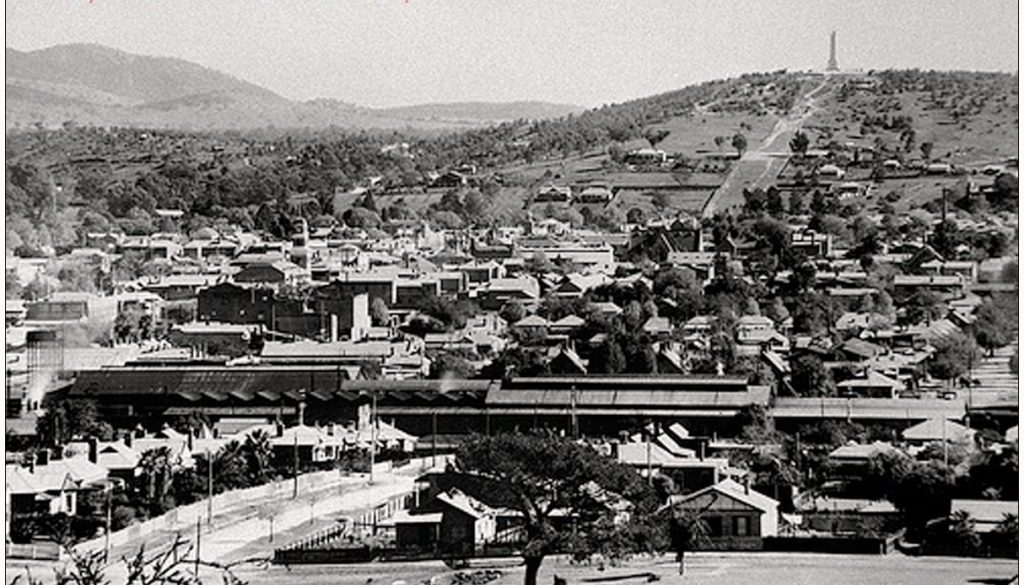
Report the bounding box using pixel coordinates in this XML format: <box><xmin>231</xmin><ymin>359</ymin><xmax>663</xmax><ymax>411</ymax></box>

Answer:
<box><xmin>104</xmin><ymin>484</ymin><xmax>112</xmax><ymax>562</ymax></box>
<box><xmin>194</xmin><ymin>516</ymin><xmax>201</xmax><ymax>576</ymax></box>
<box><xmin>292</xmin><ymin>433</ymin><xmax>299</xmax><ymax>499</ymax></box>
<box><xmin>368</xmin><ymin>391</ymin><xmax>377</xmax><ymax>485</ymax></box>
<box><xmin>942</xmin><ymin>418</ymin><xmax>948</xmax><ymax>467</ymax></box>
<box><xmin>431</xmin><ymin>410</ymin><xmax>437</xmax><ymax>468</ymax></box>
<box><xmin>645</xmin><ymin>422</ymin><xmax>653</xmax><ymax>486</ymax></box>
<box><xmin>206</xmin><ymin>448</ymin><xmax>213</xmax><ymax>527</ymax></box>
<box><xmin>570</xmin><ymin>382</ymin><xmax>578</xmax><ymax>439</ymax></box>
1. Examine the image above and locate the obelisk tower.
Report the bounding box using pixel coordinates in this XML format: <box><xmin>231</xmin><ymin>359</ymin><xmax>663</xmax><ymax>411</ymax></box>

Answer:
<box><xmin>826</xmin><ymin>31</ymin><xmax>839</xmax><ymax>71</ymax></box>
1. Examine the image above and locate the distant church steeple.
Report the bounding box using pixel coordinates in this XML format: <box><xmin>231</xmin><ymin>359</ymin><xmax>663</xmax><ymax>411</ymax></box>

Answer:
<box><xmin>826</xmin><ymin>31</ymin><xmax>839</xmax><ymax>72</ymax></box>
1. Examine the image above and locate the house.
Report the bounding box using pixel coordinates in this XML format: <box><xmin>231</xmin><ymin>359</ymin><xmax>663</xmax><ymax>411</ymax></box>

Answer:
<box><xmin>816</xmin><ymin>164</ymin><xmax>846</xmax><ymax>179</ymax></box>
<box><xmin>624</xmin><ymin>148</ymin><xmax>668</xmax><ymax>166</ymax></box>
<box><xmin>552</xmin><ymin>274</ymin><xmax>612</xmax><ymax>298</ymax></box>
<box><xmin>387</xmin><ymin>488</ymin><xmax>497</xmax><ymax>557</ymax></box>
<box><xmin>576</xmin><ymin>184</ymin><xmax>614</xmax><ymax>204</ymax></box>
<box><xmin>735</xmin><ymin>315</ymin><xmax>778</xmax><ymax>346</ymax></box>
<box><xmin>549</xmin><ymin>346</ymin><xmax>587</xmax><ymax>375</ymax></box>
<box><xmin>432</xmin><ymin>171</ymin><xmax>468</xmax><ymax>188</ymax></box>
<box><xmin>682</xmin><ymin>315</ymin><xmax>716</xmax><ymax>336</ymax></box>
<box><xmin>512</xmin><ymin>315</ymin><xmax>550</xmax><ymax>339</ymax></box>
<box><xmin>902</xmin><ymin>418</ymin><xmax>976</xmax><ymax>446</ymax></box>
<box><xmin>837</xmin><ymin>370</ymin><xmax>903</xmax><ymax>398</ymax></box>
<box><xmin>476</xmin><ymin>277</ymin><xmax>541</xmax><ymax>310</ymax></box>
<box><xmin>827</xmin><ymin>442</ymin><xmax>900</xmax><ymax>481</ymax></box>
<box><xmin>534</xmin><ymin>184</ymin><xmax>573</xmax><ymax>203</ymax></box>
<box><xmin>948</xmin><ymin>500</ymin><xmax>1018</xmax><ymax>533</ymax></box>
<box><xmin>64</xmin><ymin>438</ymin><xmax>141</xmax><ymax>483</ymax></box>
<box><xmin>269</xmin><ymin>424</ymin><xmax>347</xmax><ymax>464</ymax></box>
<box><xmin>661</xmin><ymin>479</ymin><xmax>780</xmax><ymax>549</ymax></box>
<box><xmin>642</xmin><ymin>316</ymin><xmax>673</xmax><ymax>340</ymax></box>
<box><xmin>549</xmin><ymin>315</ymin><xmax>585</xmax><ymax>336</ymax></box>
<box><xmin>233</xmin><ymin>260</ymin><xmax>310</xmax><ymax>288</ymax></box>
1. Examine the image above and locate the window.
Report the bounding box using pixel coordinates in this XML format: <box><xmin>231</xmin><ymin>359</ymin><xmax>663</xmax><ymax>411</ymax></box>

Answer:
<box><xmin>704</xmin><ymin>516</ymin><xmax>723</xmax><ymax>537</ymax></box>
<box><xmin>733</xmin><ymin>516</ymin><xmax>750</xmax><ymax>537</ymax></box>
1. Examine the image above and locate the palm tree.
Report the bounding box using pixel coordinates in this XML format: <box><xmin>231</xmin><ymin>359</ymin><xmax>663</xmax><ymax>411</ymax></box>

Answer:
<box><xmin>242</xmin><ymin>430</ymin><xmax>273</xmax><ymax>485</ymax></box>
<box><xmin>137</xmin><ymin>447</ymin><xmax>174</xmax><ymax>508</ymax></box>
<box><xmin>949</xmin><ymin>510</ymin><xmax>982</xmax><ymax>554</ymax></box>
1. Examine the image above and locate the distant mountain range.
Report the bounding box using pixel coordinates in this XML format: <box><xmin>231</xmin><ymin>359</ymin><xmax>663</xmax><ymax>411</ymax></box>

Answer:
<box><xmin>6</xmin><ymin>44</ymin><xmax>583</xmax><ymax>132</ymax></box>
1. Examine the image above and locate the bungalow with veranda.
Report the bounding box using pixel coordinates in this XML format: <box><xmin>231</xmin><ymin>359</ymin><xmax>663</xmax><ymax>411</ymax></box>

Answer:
<box><xmin>660</xmin><ymin>478</ymin><xmax>780</xmax><ymax>550</ymax></box>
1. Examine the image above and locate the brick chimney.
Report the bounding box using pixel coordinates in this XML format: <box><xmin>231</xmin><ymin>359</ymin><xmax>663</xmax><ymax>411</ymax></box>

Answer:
<box><xmin>37</xmin><ymin>449</ymin><xmax>50</xmax><ymax>466</ymax></box>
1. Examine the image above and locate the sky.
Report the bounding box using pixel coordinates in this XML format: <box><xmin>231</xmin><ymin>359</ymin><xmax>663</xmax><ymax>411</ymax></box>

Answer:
<box><xmin>5</xmin><ymin>0</ymin><xmax>1019</xmax><ymax>108</ymax></box>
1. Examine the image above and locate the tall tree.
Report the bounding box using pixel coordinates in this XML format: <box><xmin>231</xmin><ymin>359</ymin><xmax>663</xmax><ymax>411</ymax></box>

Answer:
<box><xmin>454</xmin><ymin>433</ymin><xmax>656</xmax><ymax>585</ymax></box>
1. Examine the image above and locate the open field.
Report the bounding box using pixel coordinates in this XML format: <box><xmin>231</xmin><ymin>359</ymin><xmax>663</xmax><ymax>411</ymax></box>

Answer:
<box><xmin>232</xmin><ymin>552</ymin><xmax>1019</xmax><ymax>585</ymax></box>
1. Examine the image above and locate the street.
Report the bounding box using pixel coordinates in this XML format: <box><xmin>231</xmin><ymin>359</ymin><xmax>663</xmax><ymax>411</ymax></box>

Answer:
<box><xmin>232</xmin><ymin>552</ymin><xmax>1018</xmax><ymax>585</ymax></box>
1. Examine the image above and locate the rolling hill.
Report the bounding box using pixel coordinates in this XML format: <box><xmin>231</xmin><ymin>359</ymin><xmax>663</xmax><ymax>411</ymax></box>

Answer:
<box><xmin>5</xmin><ymin>44</ymin><xmax>582</xmax><ymax>132</ymax></box>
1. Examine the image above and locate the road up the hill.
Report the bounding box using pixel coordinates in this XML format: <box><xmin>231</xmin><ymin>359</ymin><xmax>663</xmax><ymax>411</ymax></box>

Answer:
<box><xmin>702</xmin><ymin>79</ymin><xmax>829</xmax><ymax>217</ymax></box>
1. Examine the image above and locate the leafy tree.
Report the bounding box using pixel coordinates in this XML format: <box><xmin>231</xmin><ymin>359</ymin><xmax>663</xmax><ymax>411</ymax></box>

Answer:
<box><xmin>789</xmin><ymin>190</ymin><xmax>806</xmax><ymax>215</ymax></box>
<box><xmin>790</xmin><ymin>353</ymin><xmax>835</xmax><ymax>397</ymax></box>
<box><xmin>889</xmin><ymin>460</ymin><xmax>956</xmax><ymax>534</ymax></box>
<box><xmin>928</xmin><ymin>331</ymin><xmax>978</xmax><ymax>382</ymax></box>
<box><xmin>454</xmin><ymin>432</ymin><xmax>656</xmax><ymax>585</ymax></box>
<box><xmin>789</xmin><ymin>130</ymin><xmax>810</xmax><ymax>156</ymax></box>
<box><xmin>499</xmin><ymin>300</ymin><xmax>527</xmax><ymax>325</ymax></box>
<box><xmin>920</xmin><ymin>141</ymin><xmax>934</xmax><ymax>161</ymax></box>
<box><xmin>731</xmin><ymin>132</ymin><xmax>748</xmax><ymax>157</ymax></box>
<box><xmin>973</xmin><ymin>299</ymin><xmax>1013</xmax><ymax>355</ymax></box>
<box><xmin>37</xmin><ymin>399</ymin><xmax>114</xmax><ymax>447</ymax></box>
<box><xmin>429</xmin><ymin>351</ymin><xmax>477</xmax><ymax>379</ymax></box>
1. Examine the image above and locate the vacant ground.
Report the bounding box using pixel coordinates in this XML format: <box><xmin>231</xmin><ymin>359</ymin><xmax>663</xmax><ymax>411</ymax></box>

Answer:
<box><xmin>232</xmin><ymin>552</ymin><xmax>1018</xmax><ymax>585</ymax></box>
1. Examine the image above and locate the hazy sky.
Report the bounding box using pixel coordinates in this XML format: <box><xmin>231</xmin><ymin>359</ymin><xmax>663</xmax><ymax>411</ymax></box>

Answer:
<box><xmin>5</xmin><ymin>0</ymin><xmax>1019</xmax><ymax>108</ymax></box>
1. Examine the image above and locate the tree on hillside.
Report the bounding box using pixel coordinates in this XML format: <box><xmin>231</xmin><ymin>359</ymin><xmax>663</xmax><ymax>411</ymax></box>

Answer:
<box><xmin>731</xmin><ymin>133</ymin><xmax>748</xmax><ymax>157</ymax></box>
<box><xmin>973</xmin><ymin>299</ymin><xmax>1013</xmax><ymax>355</ymax></box>
<box><xmin>789</xmin><ymin>130</ymin><xmax>810</xmax><ymax>157</ymax></box>
<box><xmin>920</xmin><ymin>141</ymin><xmax>934</xmax><ymax>161</ymax></box>
<box><xmin>498</xmin><ymin>300</ymin><xmax>527</xmax><ymax>325</ymax></box>
<box><xmin>790</xmin><ymin>353</ymin><xmax>835</xmax><ymax>397</ymax></box>
<box><xmin>928</xmin><ymin>331</ymin><xmax>978</xmax><ymax>383</ymax></box>
<box><xmin>455</xmin><ymin>432</ymin><xmax>657</xmax><ymax>585</ymax></box>
<box><xmin>644</xmin><ymin>129</ymin><xmax>670</xmax><ymax>149</ymax></box>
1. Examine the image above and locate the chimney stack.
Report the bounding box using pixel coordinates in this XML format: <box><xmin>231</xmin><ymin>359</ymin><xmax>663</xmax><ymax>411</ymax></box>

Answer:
<box><xmin>275</xmin><ymin>420</ymin><xmax>285</xmax><ymax>438</ymax></box>
<box><xmin>124</xmin><ymin>431</ymin><xmax>133</xmax><ymax>449</ymax></box>
<box><xmin>88</xmin><ymin>437</ymin><xmax>99</xmax><ymax>464</ymax></box>
<box><xmin>37</xmin><ymin>449</ymin><xmax>50</xmax><ymax>466</ymax></box>
<box><xmin>28</xmin><ymin>453</ymin><xmax>36</xmax><ymax>473</ymax></box>
<box><xmin>744</xmin><ymin>474</ymin><xmax>752</xmax><ymax>495</ymax></box>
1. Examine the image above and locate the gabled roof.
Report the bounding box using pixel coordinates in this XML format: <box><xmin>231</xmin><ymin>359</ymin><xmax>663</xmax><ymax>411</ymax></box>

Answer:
<box><xmin>837</xmin><ymin>370</ymin><xmax>901</xmax><ymax>389</ymax></box>
<box><xmin>551</xmin><ymin>315</ymin><xmax>586</xmax><ymax>328</ymax></box>
<box><xmin>437</xmin><ymin>488</ymin><xmax>495</xmax><ymax>519</ymax></box>
<box><xmin>514</xmin><ymin>315</ymin><xmax>550</xmax><ymax>328</ymax></box>
<box><xmin>828</xmin><ymin>441</ymin><xmax>900</xmax><ymax>461</ymax></box>
<box><xmin>902</xmin><ymin>418</ymin><xmax>975</xmax><ymax>442</ymax></box>
<box><xmin>665</xmin><ymin>478</ymin><xmax>778</xmax><ymax>513</ymax></box>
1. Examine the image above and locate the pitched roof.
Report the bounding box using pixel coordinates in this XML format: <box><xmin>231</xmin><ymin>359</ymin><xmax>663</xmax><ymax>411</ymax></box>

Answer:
<box><xmin>666</xmin><ymin>478</ymin><xmax>778</xmax><ymax>513</ymax></box>
<box><xmin>437</xmin><ymin>488</ymin><xmax>495</xmax><ymax>519</ymax></box>
<box><xmin>838</xmin><ymin>370</ymin><xmax>901</xmax><ymax>389</ymax></box>
<box><xmin>902</xmin><ymin>418</ymin><xmax>975</xmax><ymax>442</ymax></box>
<box><xmin>514</xmin><ymin>315</ymin><xmax>550</xmax><ymax>328</ymax></box>
<box><xmin>950</xmin><ymin>500</ymin><xmax>1019</xmax><ymax>532</ymax></box>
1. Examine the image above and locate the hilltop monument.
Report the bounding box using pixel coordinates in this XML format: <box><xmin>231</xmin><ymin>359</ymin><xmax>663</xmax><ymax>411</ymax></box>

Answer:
<box><xmin>826</xmin><ymin>31</ymin><xmax>839</xmax><ymax>71</ymax></box>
